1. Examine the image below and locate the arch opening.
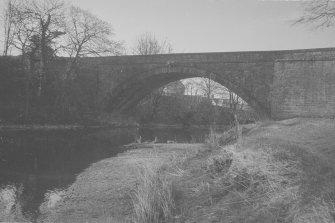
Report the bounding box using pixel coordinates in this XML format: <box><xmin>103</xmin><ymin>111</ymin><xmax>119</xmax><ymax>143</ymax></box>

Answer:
<box><xmin>108</xmin><ymin>66</ymin><xmax>269</xmax><ymax>118</ymax></box>
<box><xmin>133</xmin><ymin>76</ymin><xmax>257</xmax><ymax>125</ymax></box>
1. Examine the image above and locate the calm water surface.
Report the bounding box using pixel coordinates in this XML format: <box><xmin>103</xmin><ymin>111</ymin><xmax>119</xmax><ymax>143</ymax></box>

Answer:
<box><xmin>0</xmin><ymin>127</ymin><xmax>210</xmax><ymax>221</ymax></box>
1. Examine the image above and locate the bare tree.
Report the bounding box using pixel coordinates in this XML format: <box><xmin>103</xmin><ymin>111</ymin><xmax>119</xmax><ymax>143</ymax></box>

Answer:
<box><xmin>9</xmin><ymin>0</ymin><xmax>66</xmax><ymax>96</ymax></box>
<box><xmin>189</xmin><ymin>75</ymin><xmax>245</xmax><ymax>145</ymax></box>
<box><xmin>183</xmin><ymin>76</ymin><xmax>228</xmax><ymax>128</ymax></box>
<box><xmin>3</xmin><ymin>0</ymin><xmax>37</xmax><ymax>115</ymax></box>
<box><xmin>229</xmin><ymin>90</ymin><xmax>241</xmax><ymax>111</ymax></box>
<box><xmin>296</xmin><ymin>0</ymin><xmax>335</xmax><ymax>28</ymax></box>
<box><xmin>133</xmin><ymin>32</ymin><xmax>173</xmax><ymax>121</ymax></box>
<box><xmin>63</xmin><ymin>6</ymin><xmax>123</xmax><ymax>80</ymax></box>
<box><xmin>0</xmin><ymin>0</ymin><xmax>66</xmax><ymax>114</ymax></box>
<box><xmin>9</xmin><ymin>4</ymin><xmax>34</xmax><ymax>57</ymax></box>
<box><xmin>55</xmin><ymin>6</ymin><xmax>123</xmax><ymax>115</ymax></box>
<box><xmin>228</xmin><ymin>90</ymin><xmax>244</xmax><ymax>146</ymax></box>
<box><xmin>201</xmin><ymin>76</ymin><xmax>225</xmax><ymax>99</ymax></box>
<box><xmin>183</xmin><ymin>76</ymin><xmax>227</xmax><ymax>99</ymax></box>
<box><xmin>132</xmin><ymin>32</ymin><xmax>172</xmax><ymax>55</ymax></box>
<box><xmin>1</xmin><ymin>0</ymin><xmax>17</xmax><ymax>56</ymax></box>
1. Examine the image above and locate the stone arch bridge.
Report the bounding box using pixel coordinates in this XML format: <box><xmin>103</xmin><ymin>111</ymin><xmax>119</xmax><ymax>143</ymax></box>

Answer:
<box><xmin>78</xmin><ymin>48</ymin><xmax>335</xmax><ymax>119</ymax></box>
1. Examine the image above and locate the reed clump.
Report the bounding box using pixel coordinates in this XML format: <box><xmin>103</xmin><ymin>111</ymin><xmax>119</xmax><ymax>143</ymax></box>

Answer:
<box><xmin>131</xmin><ymin>160</ymin><xmax>174</xmax><ymax>223</ymax></box>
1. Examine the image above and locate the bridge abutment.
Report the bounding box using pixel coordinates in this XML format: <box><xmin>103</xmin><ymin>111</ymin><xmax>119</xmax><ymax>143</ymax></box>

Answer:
<box><xmin>271</xmin><ymin>59</ymin><xmax>335</xmax><ymax>119</ymax></box>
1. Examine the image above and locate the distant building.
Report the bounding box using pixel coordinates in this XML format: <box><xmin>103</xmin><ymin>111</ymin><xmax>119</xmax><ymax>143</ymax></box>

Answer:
<box><xmin>163</xmin><ymin>81</ymin><xmax>185</xmax><ymax>96</ymax></box>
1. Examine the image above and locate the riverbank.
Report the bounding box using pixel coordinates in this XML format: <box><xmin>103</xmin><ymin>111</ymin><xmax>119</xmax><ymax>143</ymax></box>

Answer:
<box><xmin>38</xmin><ymin>143</ymin><xmax>208</xmax><ymax>223</ymax></box>
<box><xmin>0</xmin><ymin>123</ymin><xmax>139</xmax><ymax>131</ymax></box>
<box><xmin>38</xmin><ymin>118</ymin><xmax>335</xmax><ymax>223</ymax></box>
<box><xmin>0</xmin><ymin>123</ymin><xmax>227</xmax><ymax>131</ymax></box>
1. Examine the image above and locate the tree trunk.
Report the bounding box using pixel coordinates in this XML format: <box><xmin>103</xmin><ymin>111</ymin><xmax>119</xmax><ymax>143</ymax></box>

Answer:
<box><xmin>22</xmin><ymin>52</ymin><xmax>31</xmax><ymax>118</ymax></box>
<box><xmin>37</xmin><ymin>15</ymin><xmax>51</xmax><ymax>97</ymax></box>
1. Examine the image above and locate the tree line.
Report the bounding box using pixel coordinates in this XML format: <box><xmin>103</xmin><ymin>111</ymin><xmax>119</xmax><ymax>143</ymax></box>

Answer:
<box><xmin>0</xmin><ymin>0</ymin><xmax>124</xmax><ymax>123</ymax></box>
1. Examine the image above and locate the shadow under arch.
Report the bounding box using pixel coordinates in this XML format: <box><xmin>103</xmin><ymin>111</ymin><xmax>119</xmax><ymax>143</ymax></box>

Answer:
<box><xmin>107</xmin><ymin>66</ymin><xmax>269</xmax><ymax>118</ymax></box>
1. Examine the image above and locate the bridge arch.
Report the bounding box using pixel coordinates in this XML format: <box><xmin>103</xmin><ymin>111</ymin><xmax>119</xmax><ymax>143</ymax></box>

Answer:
<box><xmin>107</xmin><ymin>66</ymin><xmax>269</xmax><ymax>117</ymax></box>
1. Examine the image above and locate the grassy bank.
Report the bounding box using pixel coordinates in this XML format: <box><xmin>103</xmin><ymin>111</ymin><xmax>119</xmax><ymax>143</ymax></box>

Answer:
<box><xmin>38</xmin><ymin>118</ymin><xmax>335</xmax><ymax>223</ymax></box>
<box><xmin>37</xmin><ymin>143</ymin><xmax>206</xmax><ymax>223</ymax></box>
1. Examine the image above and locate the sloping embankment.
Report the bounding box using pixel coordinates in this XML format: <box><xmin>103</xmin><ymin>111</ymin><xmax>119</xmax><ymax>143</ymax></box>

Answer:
<box><xmin>39</xmin><ymin>118</ymin><xmax>335</xmax><ymax>223</ymax></box>
<box><xmin>170</xmin><ymin>118</ymin><xmax>335</xmax><ymax>222</ymax></box>
<box><xmin>38</xmin><ymin>144</ymin><xmax>207</xmax><ymax>223</ymax></box>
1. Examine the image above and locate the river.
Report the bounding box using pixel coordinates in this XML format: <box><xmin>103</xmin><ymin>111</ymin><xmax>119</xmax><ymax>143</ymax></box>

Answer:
<box><xmin>0</xmin><ymin>126</ymin><xmax>211</xmax><ymax>221</ymax></box>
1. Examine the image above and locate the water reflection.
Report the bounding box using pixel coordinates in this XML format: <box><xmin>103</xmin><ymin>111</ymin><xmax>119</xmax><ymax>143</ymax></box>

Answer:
<box><xmin>0</xmin><ymin>127</ymin><xmax>209</xmax><ymax>221</ymax></box>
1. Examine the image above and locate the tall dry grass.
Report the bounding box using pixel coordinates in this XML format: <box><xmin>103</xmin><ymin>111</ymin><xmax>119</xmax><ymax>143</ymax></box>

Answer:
<box><xmin>206</xmin><ymin>125</ymin><xmax>219</xmax><ymax>147</ymax></box>
<box><xmin>203</xmin><ymin>124</ymin><xmax>335</xmax><ymax>223</ymax></box>
<box><xmin>131</xmin><ymin>161</ymin><xmax>174</xmax><ymax>223</ymax></box>
<box><xmin>131</xmin><ymin>121</ymin><xmax>335</xmax><ymax>223</ymax></box>
<box><xmin>131</xmin><ymin>147</ymin><xmax>201</xmax><ymax>223</ymax></box>
<box><xmin>200</xmin><ymin>144</ymin><xmax>302</xmax><ymax>222</ymax></box>
<box><xmin>291</xmin><ymin>197</ymin><xmax>335</xmax><ymax>223</ymax></box>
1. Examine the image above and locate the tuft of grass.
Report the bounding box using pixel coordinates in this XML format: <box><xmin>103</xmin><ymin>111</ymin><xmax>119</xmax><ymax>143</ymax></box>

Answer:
<box><xmin>206</xmin><ymin>125</ymin><xmax>219</xmax><ymax>147</ymax></box>
<box><xmin>131</xmin><ymin>146</ymin><xmax>202</xmax><ymax>223</ymax></box>
<box><xmin>131</xmin><ymin>161</ymin><xmax>175</xmax><ymax>223</ymax></box>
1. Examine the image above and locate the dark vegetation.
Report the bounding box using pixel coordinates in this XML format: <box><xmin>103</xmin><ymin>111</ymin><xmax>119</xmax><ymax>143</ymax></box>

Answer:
<box><xmin>135</xmin><ymin>92</ymin><xmax>256</xmax><ymax>127</ymax></box>
<box><xmin>0</xmin><ymin>56</ymin><xmax>105</xmax><ymax>124</ymax></box>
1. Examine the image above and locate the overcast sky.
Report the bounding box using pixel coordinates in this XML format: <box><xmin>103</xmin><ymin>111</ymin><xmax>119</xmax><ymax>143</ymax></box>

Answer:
<box><xmin>68</xmin><ymin>0</ymin><xmax>335</xmax><ymax>53</ymax></box>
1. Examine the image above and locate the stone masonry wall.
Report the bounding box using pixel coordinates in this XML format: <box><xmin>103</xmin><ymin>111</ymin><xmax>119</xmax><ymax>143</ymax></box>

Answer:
<box><xmin>271</xmin><ymin>59</ymin><xmax>335</xmax><ymax>119</ymax></box>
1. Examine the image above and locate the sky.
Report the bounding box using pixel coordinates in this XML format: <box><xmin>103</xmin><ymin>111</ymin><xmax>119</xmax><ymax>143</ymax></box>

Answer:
<box><xmin>68</xmin><ymin>0</ymin><xmax>335</xmax><ymax>53</ymax></box>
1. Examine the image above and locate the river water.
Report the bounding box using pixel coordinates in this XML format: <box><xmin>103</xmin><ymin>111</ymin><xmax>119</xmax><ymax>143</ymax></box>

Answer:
<box><xmin>0</xmin><ymin>127</ymin><xmax>210</xmax><ymax>221</ymax></box>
